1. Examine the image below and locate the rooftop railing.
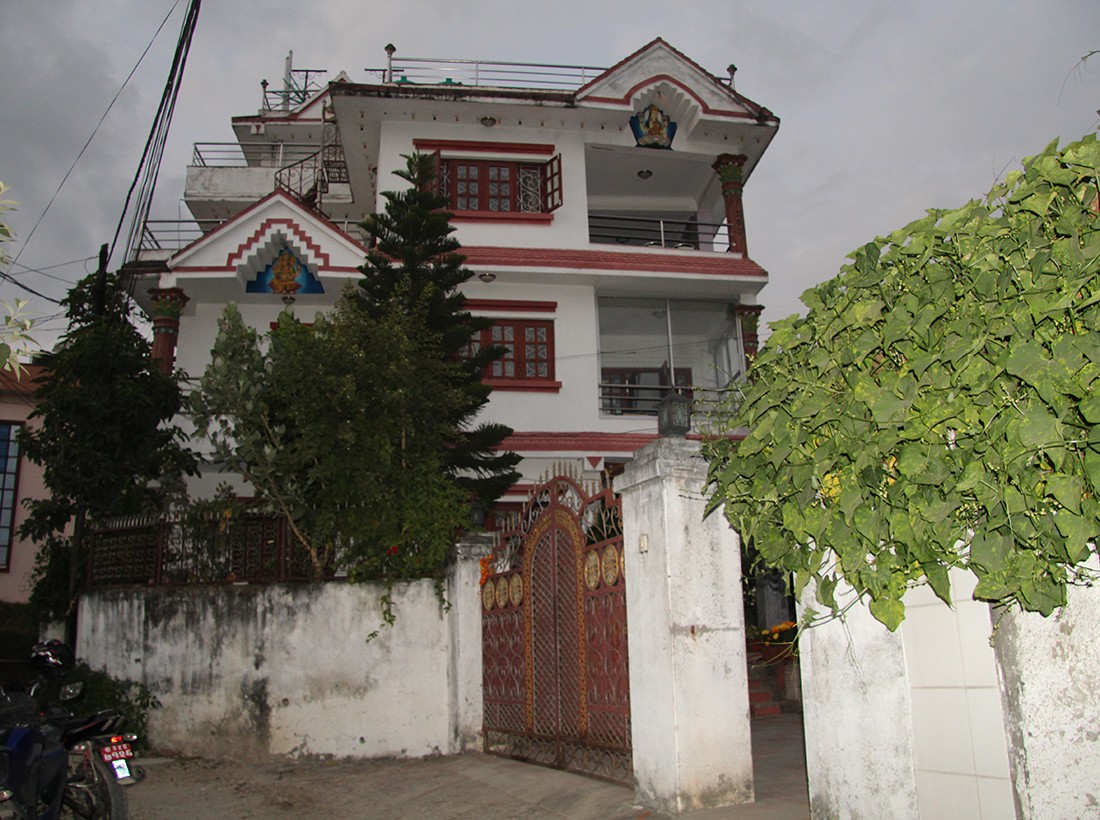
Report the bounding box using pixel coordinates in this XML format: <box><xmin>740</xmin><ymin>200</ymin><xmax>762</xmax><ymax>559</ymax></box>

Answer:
<box><xmin>368</xmin><ymin>57</ymin><xmax>608</xmax><ymax>90</ymax></box>
<box><xmin>191</xmin><ymin>142</ymin><xmax>323</xmax><ymax>168</ymax></box>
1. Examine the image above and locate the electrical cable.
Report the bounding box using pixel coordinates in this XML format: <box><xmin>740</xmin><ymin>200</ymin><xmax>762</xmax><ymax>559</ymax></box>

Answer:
<box><xmin>111</xmin><ymin>0</ymin><xmax>202</xmax><ymax>274</ymax></box>
<box><xmin>3</xmin><ymin>0</ymin><xmax>183</xmax><ymax>292</ymax></box>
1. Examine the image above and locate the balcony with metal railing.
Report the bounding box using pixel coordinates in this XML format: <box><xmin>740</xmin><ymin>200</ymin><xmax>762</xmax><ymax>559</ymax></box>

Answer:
<box><xmin>191</xmin><ymin>142</ymin><xmax>323</xmax><ymax>168</ymax></box>
<box><xmin>588</xmin><ymin>214</ymin><xmax>729</xmax><ymax>252</ymax></box>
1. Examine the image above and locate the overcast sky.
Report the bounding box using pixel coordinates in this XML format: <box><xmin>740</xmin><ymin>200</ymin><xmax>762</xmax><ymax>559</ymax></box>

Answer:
<box><xmin>1</xmin><ymin>1</ymin><xmax>1098</xmax><ymax>348</ymax></box>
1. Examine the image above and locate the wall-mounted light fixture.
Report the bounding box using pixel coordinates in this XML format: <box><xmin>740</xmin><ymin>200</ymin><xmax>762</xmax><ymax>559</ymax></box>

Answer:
<box><xmin>480</xmin><ymin>116</ymin><xmax>498</xmax><ymax>128</ymax></box>
<box><xmin>637</xmin><ymin>169</ymin><xmax>653</xmax><ymax>180</ymax></box>
<box><xmin>478</xmin><ymin>272</ymin><xmax>496</xmax><ymax>283</ymax></box>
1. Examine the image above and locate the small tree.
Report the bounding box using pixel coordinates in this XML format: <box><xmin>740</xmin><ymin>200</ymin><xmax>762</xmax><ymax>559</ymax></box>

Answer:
<box><xmin>191</xmin><ymin>298</ymin><xmax>471</xmax><ymax>583</ymax></box>
<box><xmin>21</xmin><ymin>264</ymin><xmax>195</xmax><ymax>623</ymax></box>
<box><xmin>706</xmin><ymin>135</ymin><xmax>1100</xmax><ymax>631</ymax></box>
<box><xmin>191</xmin><ymin>154</ymin><xmax>519</xmax><ymax>589</ymax></box>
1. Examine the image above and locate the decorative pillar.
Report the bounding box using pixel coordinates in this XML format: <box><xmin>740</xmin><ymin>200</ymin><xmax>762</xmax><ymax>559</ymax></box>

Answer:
<box><xmin>713</xmin><ymin>153</ymin><xmax>749</xmax><ymax>256</ymax></box>
<box><xmin>615</xmin><ymin>437</ymin><xmax>753</xmax><ymax>814</ymax></box>
<box><xmin>735</xmin><ymin>303</ymin><xmax>764</xmax><ymax>366</ymax></box>
<box><xmin>148</xmin><ymin>288</ymin><xmax>189</xmax><ymax>376</ymax></box>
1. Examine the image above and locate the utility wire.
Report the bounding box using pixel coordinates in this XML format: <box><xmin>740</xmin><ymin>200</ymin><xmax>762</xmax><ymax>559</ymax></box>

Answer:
<box><xmin>3</xmin><ymin>0</ymin><xmax>183</xmax><ymax>294</ymax></box>
<box><xmin>111</xmin><ymin>0</ymin><xmax>202</xmax><ymax>273</ymax></box>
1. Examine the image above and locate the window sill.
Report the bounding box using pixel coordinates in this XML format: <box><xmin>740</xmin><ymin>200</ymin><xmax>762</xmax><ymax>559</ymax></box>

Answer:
<box><xmin>451</xmin><ymin>211</ymin><xmax>554</xmax><ymax>225</ymax></box>
<box><xmin>486</xmin><ymin>379</ymin><xmax>562</xmax><ymax>392</ymax></box>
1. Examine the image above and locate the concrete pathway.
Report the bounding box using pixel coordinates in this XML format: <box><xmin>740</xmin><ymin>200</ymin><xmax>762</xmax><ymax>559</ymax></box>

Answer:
<box><xmin>130</xmin><ymin>714</ymin><xmax>808</xmax><ymax>819</ymax></box>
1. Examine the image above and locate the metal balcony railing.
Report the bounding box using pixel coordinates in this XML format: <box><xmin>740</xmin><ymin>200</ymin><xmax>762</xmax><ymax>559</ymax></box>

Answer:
<box><xmin>588</xmin><ymin>214</ymin><xmax>729</xmax><ymax>252</ymax></box>
<box><xmin>367</xmin><ymin>57</ymin><xmax>607</xmax><ymax>90</ymax></box>
<box><xmin>191</xmin><ymin>142</ymin><xmax>324</xmax><ymax>168</ymax></box>
<box><xmin>137</xmin><ymin>218</ymin><xmax>369</xmax><ymax>254</ymax></box>
<box><xmin>599</xmin><ymin>383</ymin><xmax>740</xmax><ymax>425</ymax></box>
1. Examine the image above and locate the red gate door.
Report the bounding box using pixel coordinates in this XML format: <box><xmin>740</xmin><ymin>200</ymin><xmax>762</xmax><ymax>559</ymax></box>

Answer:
<box><xmin>482</xmin><ymin>476</ymin><xmax>631</xmax><ymax>784</ymax></box>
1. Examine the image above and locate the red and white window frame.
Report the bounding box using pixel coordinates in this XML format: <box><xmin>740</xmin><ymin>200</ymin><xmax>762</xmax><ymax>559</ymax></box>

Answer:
<box><xmin>462</xmin><ymin>299</ymin><xmax>561</xmax><ymax>392</ymax></box>
<box><xmin>414</xmin><ymin>140</ymin><xmax>562</xmax><ymax>223</ymax></box>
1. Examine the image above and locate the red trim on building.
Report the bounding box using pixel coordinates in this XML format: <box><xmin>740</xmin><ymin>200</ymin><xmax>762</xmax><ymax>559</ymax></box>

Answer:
<box><xmin>576</xmin><ymin>37</ymin><xmax>776</xmax><ymax>123</ymax></box>
<box><xmin>171</xmin><ymin>265</ymin><xmax>361</xmax><ymax>274</ymax></box>
<box><xmin>413</xmin><ymin>139</ymin><xmax>555</xmax><ymax>155</ymax></box>
<box><xmin>464</xmin><ymin>299</ymin><xmax>557</xmax><ymax>313</ymax></box>
<box><xmin>501</xmin><ymin>431</ymin><xmax>659</xmax><ymax>453</ymax></box>
<box><xmin>498</xmin><ymin>430</ymin><xmax>741</xmax><ymax>453</ymax></box>
<box><xmin>585</xmin><ymin>75</ymin><xmax>758</xmax><ymax>121</ymax></box>
<box><xmin>167</xmin><ymin>190</ymin><xmax>367</xmax><ymax>268</ymax></box>
<box><xmin>226</xmin><ymin>217</ymin><xmax>333</xmax><ymax>267</ymax></box>
<box><xmin>451</xmin><ymin>212</ymin><xmax>553</xmax><ymax>225</ymax></box>
<box><xmin>486</xmin><ymin>379</ymin><xmax>562</xmax><ymax>392</ymax></box>
<box><xmin>462</xmin><ymin>246</ymin><xmax>767</xmax><ymax>278</ymax></box>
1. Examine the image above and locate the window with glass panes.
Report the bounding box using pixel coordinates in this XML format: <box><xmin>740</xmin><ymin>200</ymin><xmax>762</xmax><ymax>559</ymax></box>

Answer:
<box><xmin>464</xmin><ymin>319</ymin><xmax>554</xmax><ymax>381</ymax></box>
<box><xmin>0</xmin><ymin>423</ymin><xmax>20</xmax><ymax>571</ymax></box>
<box><xmin>441</xmin><ymin>160</ymin><xmax>546</xmax><ymax>213</ymax></box>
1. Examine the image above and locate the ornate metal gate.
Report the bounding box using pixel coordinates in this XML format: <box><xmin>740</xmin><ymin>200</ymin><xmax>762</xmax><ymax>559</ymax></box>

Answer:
<box><xmin>481</xmin><ymin>473</ymin><xmax>631</xmax><ymax>783</ymax></box>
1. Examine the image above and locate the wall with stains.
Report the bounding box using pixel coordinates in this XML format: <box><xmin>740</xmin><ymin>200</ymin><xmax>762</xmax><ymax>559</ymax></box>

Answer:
<box><xmin>993</xmin><ymin>570</ymin><xmax>1100</xmax><ymax>820</ymax></box>
<box><xmin>77</xmin><ymin>546</ymin><xmax>487</xmax><ymax>761</ymax></box>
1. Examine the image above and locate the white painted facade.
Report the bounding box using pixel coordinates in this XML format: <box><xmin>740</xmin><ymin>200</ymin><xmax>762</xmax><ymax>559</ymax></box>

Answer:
<box><xmin>127</xmin><ymin>39</ymin><xmax>779</xmax><ymax>505</ymax></box>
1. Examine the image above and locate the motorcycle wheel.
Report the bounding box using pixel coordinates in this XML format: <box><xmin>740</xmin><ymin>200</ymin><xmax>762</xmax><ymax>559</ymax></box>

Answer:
<box><xmin>60</xmin><ymin>752</ymin><xmax>128</xmax><ymax>820</ymax></box>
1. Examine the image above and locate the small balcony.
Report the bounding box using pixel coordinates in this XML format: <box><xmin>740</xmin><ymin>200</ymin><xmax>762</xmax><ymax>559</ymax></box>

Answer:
<box><xmin>191</xmin><ymin>142</ymin><xmax>323</xmax><ymax>168</ymax></box>
<box><xmin>588</xmin><ymin>214</ymin><xmax>729</xmax><ymax>252</ymax></box>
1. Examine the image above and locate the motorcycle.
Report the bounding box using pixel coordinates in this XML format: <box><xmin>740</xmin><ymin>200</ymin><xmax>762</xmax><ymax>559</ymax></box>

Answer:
<box><xmin>0</xmin><ymin>641</ymin><xmax>136</xmax><ymax>819</ymax></box>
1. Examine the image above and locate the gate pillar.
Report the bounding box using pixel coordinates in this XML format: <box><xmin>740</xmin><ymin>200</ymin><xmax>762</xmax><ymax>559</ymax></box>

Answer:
<box><xmin>451</xmin><ymin>534</ymin><xmax>494</xmax><ymax>752</ymax></box>
<box><xmin>616</xmin><ymin>437</ymin><xmax>754</xmax><ymax>814</ymax></box>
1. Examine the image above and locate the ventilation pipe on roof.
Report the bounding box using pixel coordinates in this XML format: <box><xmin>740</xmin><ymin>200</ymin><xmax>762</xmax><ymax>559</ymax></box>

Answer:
<box><xmin>727</xmin><ymin>64</ymin><xmax>737</xmax><ymax>90</ymax></box>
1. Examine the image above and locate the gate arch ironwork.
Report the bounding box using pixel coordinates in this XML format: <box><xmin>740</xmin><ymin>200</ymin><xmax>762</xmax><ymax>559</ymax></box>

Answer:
<box><xmin>481</xmin><ymin>472</ymin><xmax>631</xmax><ymax>783</ymax></box>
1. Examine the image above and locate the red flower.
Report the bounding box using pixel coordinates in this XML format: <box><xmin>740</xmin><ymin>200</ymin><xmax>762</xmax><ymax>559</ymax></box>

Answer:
<box><xmin>386</xmin><ymin>544</ymin><xmax>399</xmax><ymax>556</ymax></box>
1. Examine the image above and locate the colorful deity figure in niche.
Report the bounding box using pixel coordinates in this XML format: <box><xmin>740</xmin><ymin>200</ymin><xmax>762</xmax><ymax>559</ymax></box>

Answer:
<box><xmin>270</xmin><ymin>248</ymin><xmax>303</xmax><ymax>294</ymax></box>
<box><xmin>630</xmin><ymin>103</ymin><xmax>677</xmax><ymax>149</ymax></box>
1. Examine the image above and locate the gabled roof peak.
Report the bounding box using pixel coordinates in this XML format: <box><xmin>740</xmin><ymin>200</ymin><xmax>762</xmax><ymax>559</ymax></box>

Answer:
<box><xmin>576</xmin><ymin>38</ymin><xmax>775</xmax><ymax>125</ymax></box>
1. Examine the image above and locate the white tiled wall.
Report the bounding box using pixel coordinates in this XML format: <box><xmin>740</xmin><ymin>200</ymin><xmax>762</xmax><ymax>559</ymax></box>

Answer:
<box><xmin>902</xmin><ymin>571</ymin><xmax>1015</xmax><ymax>819</ymax></box>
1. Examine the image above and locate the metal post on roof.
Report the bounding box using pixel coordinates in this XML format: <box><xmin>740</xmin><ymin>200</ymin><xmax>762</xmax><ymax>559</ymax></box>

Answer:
<box><xmin>385</xmin><ymin>43</ymin><xmax>396</xmax><ymax>83</ymax></box>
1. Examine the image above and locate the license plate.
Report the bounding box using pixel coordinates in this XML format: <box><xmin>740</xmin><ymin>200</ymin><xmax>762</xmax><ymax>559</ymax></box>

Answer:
<box><xmin>99</xmin><ymin>742</ymin><xmax>133</xmax><ymax>762</ymax></box>
<box><xmin>100</xmin><ymin>743</ymin><xmax>133</xmax><ymax>781</ymax></box>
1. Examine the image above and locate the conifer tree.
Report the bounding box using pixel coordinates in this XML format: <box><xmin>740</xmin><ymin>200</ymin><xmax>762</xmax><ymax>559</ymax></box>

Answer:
<box><xmin>358</xmin><ymin>153</ymin><xmax>520</xmax><ymax>505</ymax></box>
<box><xmin>21</xmin><ymin>263</ymin><xmax>195</xmax><ymax>623</ymax></box>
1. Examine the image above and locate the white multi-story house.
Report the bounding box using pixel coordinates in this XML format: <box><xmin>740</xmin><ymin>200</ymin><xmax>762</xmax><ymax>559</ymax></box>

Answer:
<box><xmin>128</xmin><ymin>37</ymin><xmax>778</xmax><ymax>515</ymax></box>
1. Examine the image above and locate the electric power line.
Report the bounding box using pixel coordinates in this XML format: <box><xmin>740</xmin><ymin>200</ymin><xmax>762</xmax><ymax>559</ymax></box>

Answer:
<box><xmin>2</xmin><ymin>0</ymin><xmax>184</xmax><ymax>298</ymax></box>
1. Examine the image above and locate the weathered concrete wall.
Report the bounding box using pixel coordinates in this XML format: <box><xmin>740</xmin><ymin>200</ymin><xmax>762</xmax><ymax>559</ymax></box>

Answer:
<box><xmin>617</xmin><ymin>437</ymin><xmax>753</xmax><ymax>815</ymax></box>
<box><xmin>800</xmin><ymin>570</ymin><xmax>1015</xmax><ymax>819</ymax></box>
<box><xmin>799</xmin><ymin>585</ymin><xmax>919</xmax><ymax>819</ymax></box>
<box><xmin>993</xmin><ymin>574</ymin><xmax>1100</xmax><ymax>820</ymax></box>
<box><xmin>78</xmin><ymin>565</ymin><xmax>483</xmax><ymax>761</ymax></box>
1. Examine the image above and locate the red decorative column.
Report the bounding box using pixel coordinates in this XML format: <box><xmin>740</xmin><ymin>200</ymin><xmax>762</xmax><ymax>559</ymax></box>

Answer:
<box><xmin>148</xmin><ymin>288</ymin><xmax>189</xmax><ymax>376</ymax></box>
<box><xmin>712</xmin><ymin>154</ymin><xmax>749</xmax><ymax>256</ymax></box>
<box><xmin>735</xmin><ymin>304</ymin><xmax>764</xmax><ymax>368</ymax></box>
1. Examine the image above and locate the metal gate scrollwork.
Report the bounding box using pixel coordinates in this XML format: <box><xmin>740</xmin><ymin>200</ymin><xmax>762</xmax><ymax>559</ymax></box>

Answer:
<box><xmin>481</xmin><ymin>471</ymin><xmax>631</xmax><ymax>784</ymax></box>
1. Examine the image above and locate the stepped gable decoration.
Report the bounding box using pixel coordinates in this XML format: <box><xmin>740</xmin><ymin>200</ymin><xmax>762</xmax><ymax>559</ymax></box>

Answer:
<box><xmin>630</xmin><ymin>103</ymin><xmax>677</xmax><ymax>148</ymax></box>
<box><xmin>166</xmin><ymin>192</ymin><xmax>366</xmax><ymax>291</ymax></box>
<box><xmin>245</xmin><ymin>245</ymin><xmax>324</xmax><ymax>295</ymax></box>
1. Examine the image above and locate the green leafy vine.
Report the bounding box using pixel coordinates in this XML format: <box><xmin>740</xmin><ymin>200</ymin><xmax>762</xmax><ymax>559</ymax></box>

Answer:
<box><xmin>706</xmin><ymin>135</ymin><xmax>1100</xmax><ymax>630</ymax></box>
